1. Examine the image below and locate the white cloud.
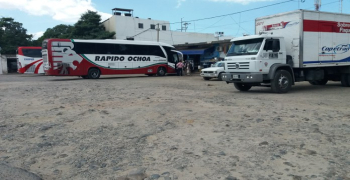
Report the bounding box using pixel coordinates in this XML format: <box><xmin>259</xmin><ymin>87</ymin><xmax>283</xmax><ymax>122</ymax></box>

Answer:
<box><xmin>176</xmin><ymin>0</ymin><xmax>186</xmax><ymax>8</ymax></box>
<box><xmin>209</xmin><ymin>0</ymin><xmax>273</xmax><ymax>5</ymax></box>
<box><xmin>0</xmin><ymin>0</ymin><xmax>111</xmax><ymax>23</ymax></box>
<box><xmin>30</xmin><ymin>31</ymin><xmax>44</xmax><ymax>40</ymax></box>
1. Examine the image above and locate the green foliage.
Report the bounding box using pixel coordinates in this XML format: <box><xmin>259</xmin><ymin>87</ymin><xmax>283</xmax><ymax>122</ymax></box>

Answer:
<box><xmin>33</xmin><ymin>24</ymin><xmax>74</xmax><ymax>46</ymax></box>
<box><xmin>70</xmin><ymin>10</ymin><xmax>115</xmax><ymax>39</ymax></box>
<box><xmin>0</xmin><ymin>17</ymin><xmax>33</xmax><ymax>54</ymax></box>
<box><xmin>1</xmin><ymin>10</ymin><xmax>115</xmax><ymax>53</ymax></box>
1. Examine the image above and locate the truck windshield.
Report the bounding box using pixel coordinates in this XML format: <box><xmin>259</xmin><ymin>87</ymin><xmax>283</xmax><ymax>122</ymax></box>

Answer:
<box><xmin>227</xmin><ymin>38</ymin><xmax>263</xmax><ymax>56</ymax></box>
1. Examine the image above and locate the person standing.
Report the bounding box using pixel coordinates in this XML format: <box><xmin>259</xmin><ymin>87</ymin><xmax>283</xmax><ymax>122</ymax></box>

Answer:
<box><xmin>186</xmin><ymin>61</ymin><xmax>191</xmax><ymax>75</ymax></box>
<box><xmin>176</xmin><ymin>61</ymin><xmax>184</xmax><ymax>76</ymax></box>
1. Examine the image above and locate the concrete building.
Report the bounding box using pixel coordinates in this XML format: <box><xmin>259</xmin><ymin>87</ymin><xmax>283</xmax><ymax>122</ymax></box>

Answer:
<box><xmin>0</xmin><ymin>54</ymin><xmax>17</xmax><ymax>74</ymax></box>
<box><xmin>102</xmin><ymin>8</ymin><xmax>232</xmax><ymax>45</ymax></box>
<box><xmin>0</xmin><ymin>55</ymin><xmax>6</xmax><ymax>74</ymax></box>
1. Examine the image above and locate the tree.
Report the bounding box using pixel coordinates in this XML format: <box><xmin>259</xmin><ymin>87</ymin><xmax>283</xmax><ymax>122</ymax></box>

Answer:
<box><xmin>33</xmin><ymin>24</ymin><xmax>74</xmax><ymax>46</ymax></box>
<box><xmin>71</xmin><ymin>10</ymin><xmax>115</xmax><ymax>39</ymax></box>
<box><xmin>0</xmin><ymin>17</ymin><xmax>32</xmax><ymax>54</ymax></box>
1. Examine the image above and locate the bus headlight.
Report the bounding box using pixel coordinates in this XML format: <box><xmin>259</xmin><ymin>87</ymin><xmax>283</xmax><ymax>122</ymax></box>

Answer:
<box><xmin>246</xmin><ymin>75</ymin><xmax>253</xmax><ymax>79</ymax></box>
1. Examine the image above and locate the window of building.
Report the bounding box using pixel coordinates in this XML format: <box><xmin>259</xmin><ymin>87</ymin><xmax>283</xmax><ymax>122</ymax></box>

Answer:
<box><xmin>138</xmin><ymin>23</ymin><xmax>143</xmax><ymax>29</ymax></box>
<box><xmin>162</xmin><ymin>25</ymin><xmax>166</xmax><ymax>31</ymax></box>
<box><xmin>150</xmin><ymin>24</ymin><xmax>156</xmax><ymax>29</ymax></box>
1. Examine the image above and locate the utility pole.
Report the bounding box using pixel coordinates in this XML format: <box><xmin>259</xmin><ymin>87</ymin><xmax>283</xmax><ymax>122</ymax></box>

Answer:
<box><xmin>183</xmin><ymin>22</ymin><xmax>190</xmax><ymax>32</ymax></box>
<box><xmin>181</xmin><ymin>18</ymin><xmax>183</xmax><ymax>32</ymax></box>
<box><xmin>340</xmin><ymin>0</ymin><xmax>343</xmax><ymax>13</ymax></box>
<box><xmin>314</xmin><ymin>0</ymin><xmax>321</xmax><ymax>11</ymax></box>
<box><xmin>157</xmin><ymin>23</ymin><xmax>160</xmax><ymax>42</ymax></box>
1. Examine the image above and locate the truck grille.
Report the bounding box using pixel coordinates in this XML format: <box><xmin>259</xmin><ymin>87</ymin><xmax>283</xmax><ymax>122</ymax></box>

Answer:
<box><xmin>203</xmin><ymin>71</ymin><xmax>214</xmax><ymax>73</ymax></box>
<box><xmin>227</xmin><ymin>62</ymin><xmax>249</xmax><ymax>70</ymax></box>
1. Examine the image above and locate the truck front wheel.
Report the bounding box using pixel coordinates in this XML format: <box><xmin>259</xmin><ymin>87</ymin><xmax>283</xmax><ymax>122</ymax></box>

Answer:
<box><xmin>234</xmin><ymin>83</ymin><xmax>252</xmax><ymax>91</ymax></box>
<box><xmin>271</xmin><ymin>70</ymin><xmax>292</xmax><ymax>93</ymax></box>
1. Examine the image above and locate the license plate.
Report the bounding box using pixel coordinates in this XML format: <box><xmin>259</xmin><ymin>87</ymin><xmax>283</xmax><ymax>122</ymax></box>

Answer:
<box><xmin>232</xmin><ymin>75</ymin><xmax>239</xmax><ymax>79</ymax></box>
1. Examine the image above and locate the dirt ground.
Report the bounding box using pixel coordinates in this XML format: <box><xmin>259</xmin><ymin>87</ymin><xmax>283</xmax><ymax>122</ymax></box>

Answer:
<box><xmin>0</xmin><ymin>73</ymin><xmax>349</xmax><ymax>180</ymax></box>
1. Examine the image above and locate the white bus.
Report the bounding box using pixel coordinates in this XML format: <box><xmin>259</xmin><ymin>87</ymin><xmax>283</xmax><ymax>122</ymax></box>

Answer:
<box><xmin>42</xmin><ymin>39</ymin><xmax>183</xmax><ymax>79</ymax></box>
<box><xmin>17</xmin><ymin>46</ymin><xmax>44</xmax><ymax>74</ymax></box>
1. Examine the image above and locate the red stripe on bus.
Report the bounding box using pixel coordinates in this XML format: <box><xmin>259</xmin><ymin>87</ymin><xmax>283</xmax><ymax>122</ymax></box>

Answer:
<box><xmin>18</xmin><ymin>59</ymin><xmax>42</xmax><ymax>73</ymax></box>
<box><xmin>303</xmin><ymin>19</ymin><xmax>350</xmax><ymax>33</ymax></box>
<box><xmin>34</xmin><ymin>62</ymin><xmax>43</xmax><ymax>74</ymax></box>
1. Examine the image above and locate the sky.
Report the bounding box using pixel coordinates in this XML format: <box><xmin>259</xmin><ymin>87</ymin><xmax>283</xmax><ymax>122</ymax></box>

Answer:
<box><xmin>0</xmin><ymin>0</ymin><xmax>349</xmax><ymax>40</ymax></box>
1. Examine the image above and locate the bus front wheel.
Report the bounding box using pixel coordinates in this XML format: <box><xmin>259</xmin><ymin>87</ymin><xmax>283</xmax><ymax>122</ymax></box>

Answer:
<box><xmin>157</xmin><ymin>67</ymin><xmax>166</xmax><ymax>76</ymax></box>
<box><xmin>87</xmin><ymin>68</ymin><xmax>101</xmax><ymax>79</ymax></box>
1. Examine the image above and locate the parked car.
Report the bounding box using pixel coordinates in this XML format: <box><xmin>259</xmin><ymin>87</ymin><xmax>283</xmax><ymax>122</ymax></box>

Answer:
<box><xmin>200</xmin><ymin>61</ymin><xmax>225</xmax><ymax>80</ymax></box>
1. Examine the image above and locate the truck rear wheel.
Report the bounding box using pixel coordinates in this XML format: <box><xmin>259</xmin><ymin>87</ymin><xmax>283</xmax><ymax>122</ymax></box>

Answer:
<box><xmin>87</xmin><ymin>68</ymin><xmax>101</xmax><ymax>79</ymax></box>
<box><xmin>271</xmin><ymin>70</ymin><xmax>292</xmax><ymax>93</ymax></box>
<box><xmin>234</xmin><ymin>83</ymin><xmax>252</xmax><ymax>91</ymax></box>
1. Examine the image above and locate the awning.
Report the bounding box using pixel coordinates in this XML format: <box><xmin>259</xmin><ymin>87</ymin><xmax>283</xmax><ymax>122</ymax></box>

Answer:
<box><xmin>180</xmin><ymin>48</ymin><xmax>207</xmax><ymax>55</ymax></box>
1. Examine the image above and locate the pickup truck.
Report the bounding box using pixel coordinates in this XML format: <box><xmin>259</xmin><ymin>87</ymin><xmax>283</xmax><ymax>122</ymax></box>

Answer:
<box><xmin>200</xmin><ymin>61</ymin><xmax>225</xmax><ymax>80</ymax></box>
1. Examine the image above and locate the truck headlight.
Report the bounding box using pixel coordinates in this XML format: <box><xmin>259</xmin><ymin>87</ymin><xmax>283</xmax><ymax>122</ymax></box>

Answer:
<box><xmin>246</xmin><ymin>75</ymin><xmax>253</xmax><ymax>79</ymax></box>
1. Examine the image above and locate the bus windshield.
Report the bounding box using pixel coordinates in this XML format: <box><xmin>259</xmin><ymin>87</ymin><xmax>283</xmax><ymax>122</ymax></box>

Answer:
<box><xmin>226</xmin><ymin>38</ymin><xmax>263</xmax><ymax>56</ymax></box>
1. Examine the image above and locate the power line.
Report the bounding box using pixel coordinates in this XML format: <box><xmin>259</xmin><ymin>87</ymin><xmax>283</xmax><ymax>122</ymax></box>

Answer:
<box><xmin>166</xmin><ymin>0</ymin><xmax>296</xmax><ymax>25</ymax></box>
<box><xmin>129</xmin><ymin>28</ymin><xmax>152</xmax><ymax>38</ymax></box>
<box><xmin>129</xmin><ymin>0</ymin><xmax>341</xmax><ymax>38</ymax></box>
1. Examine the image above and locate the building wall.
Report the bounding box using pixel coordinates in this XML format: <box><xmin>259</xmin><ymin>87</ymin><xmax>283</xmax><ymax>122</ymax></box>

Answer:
<box><xmin>0</xmin><ymin>55</ymin><xmax>8</xmax><ymax>74</ymax></box>
<box><xmin>102</xmin><ymin>15</ymin><xmax>219</xmax><ymax>45</ymax></box>
<box><xmin>102</xmin><ymin>16</ymin><xmax>117</xmax><ymax>38</ymax></box>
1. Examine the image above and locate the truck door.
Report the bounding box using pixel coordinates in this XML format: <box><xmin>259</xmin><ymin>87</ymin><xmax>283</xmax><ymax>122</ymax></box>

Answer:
<box><xmin>319</xmin><ymin>23</ymin><xmax>335</xmax><ymax>63</ymax></box>
<box><xmin>259</xmin><ymin>39</ymin><xmax>284</xmax><ymax>72</ymax></box>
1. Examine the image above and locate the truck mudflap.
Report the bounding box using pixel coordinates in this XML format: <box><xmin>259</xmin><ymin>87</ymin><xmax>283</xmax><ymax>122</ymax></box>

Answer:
<box><xmin>222</xmin><ymin>73</ymin><xmax>264</xmax><ymax>83</ymax></box>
